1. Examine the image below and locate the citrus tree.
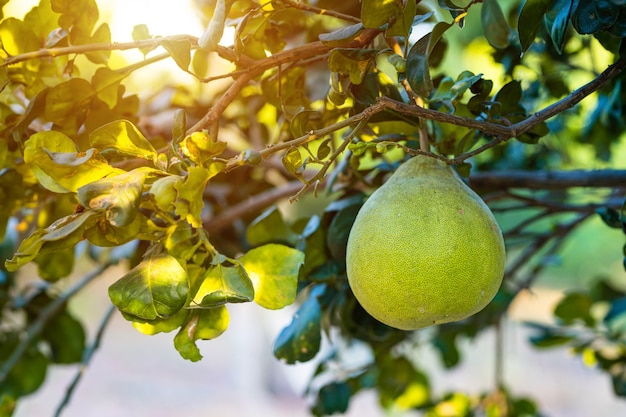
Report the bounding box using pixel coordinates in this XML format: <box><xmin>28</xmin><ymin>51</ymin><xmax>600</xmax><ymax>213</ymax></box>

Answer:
<box><xmin>1</xmin><ymin>0</ymin><xmax>626</xmax><ymax>415</ymax></box>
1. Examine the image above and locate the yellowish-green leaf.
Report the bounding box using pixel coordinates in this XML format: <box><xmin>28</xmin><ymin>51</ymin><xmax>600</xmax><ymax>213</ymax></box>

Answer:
<box><xmin>89</xmin><ymin>119</ymin><xmax>157</xmax><ymax>161</ymax></box>
<box><xmin>174</xmin><ymin>166</ymin><xmax>214</xmax><ymax>228</ymax></box>
<box><xmin>0</xmin><ymin>18</ymin><xmax>39</xmax><ymax>55</ymax></box>
<box><xmin>85</xmin><ymin>23</ymin><xmax>111</xmax><ymax>64</ymax></box>
<box><xmin>192</xmin><ymin>263</ymin><xmax>254</xmax><ymax>307</ymax></box>
<box><xmin>361</xmin><ymin>0</ymin><xmax>403</xmax><ymax>29</ymax></box>
<box><xmin>239</xmin><ymin>243</ymin><xmax>304</xmax><ymax>309</ymax></box>
<box><xmin>161</xmin><ymin>38</ymin><xmax>192</xmax><ymax>72</ymax></box>
<box><xmin>5</xmin><ymin>211</ymin><xmax>98</xmax><ymax>272</ymax></box>
<box><xmin>180</xmin><ymin>131</ymin><xmax>227</xmax><ymax>164</ymax></box>
<box><xmin>44</xmin><ymin>78</ymin><xmax>94</xmax><ymax>121</ymax></box>
<box><xmin>91</xmin><ymin>67</ymin><xmax>127</xmax><ymax>109</ymax></box>
<box><xmin>174</xmin><ymin>307</ymin><xmax>230</xmax><ymax>362</ymax></box>
<box><xmin>132</xmin><ymin>308</ymin><xmax>190</xmax><ymax>335</ymax></box>
<box><xmin>108</xmin><ymin>254</ymin><xmax>189</xmax><ymax>320</ymax></box>
<box><xmin>24</xmin><ymin>131</ymin><xmax>124</xmax><ymax>193</ymax></box>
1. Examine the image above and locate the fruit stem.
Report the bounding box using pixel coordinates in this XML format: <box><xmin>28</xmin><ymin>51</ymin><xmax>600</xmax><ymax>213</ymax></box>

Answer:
<box><xmin>415</xmin><ymin>97</ymin><xmax>430</xmax><ymax>153</ymax></box>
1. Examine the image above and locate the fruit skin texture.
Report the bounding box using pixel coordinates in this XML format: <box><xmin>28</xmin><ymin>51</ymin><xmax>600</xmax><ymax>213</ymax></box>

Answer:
<box><xmin>346</xmin><ymin>155</ymin><xmax>506</xmax><ymax>331</ymax></box>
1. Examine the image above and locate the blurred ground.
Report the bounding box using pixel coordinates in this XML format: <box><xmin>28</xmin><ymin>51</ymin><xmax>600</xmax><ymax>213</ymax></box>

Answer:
<box><xmin>12</xmin><ymin>263</ymin><xmax>626</xmax><ymax>417</ymax></box>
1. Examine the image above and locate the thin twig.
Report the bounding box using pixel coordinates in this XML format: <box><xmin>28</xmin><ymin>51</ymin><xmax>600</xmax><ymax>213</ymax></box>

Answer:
<box><xmin>280</xmin><ymin>0</ymin><xmax>362</xmax><ymax>23</ymax></box>
<box><xmin>0</xmin><ymin>263</ymin><xmax>113</xmax><ymax>384</ymax></box>
<box><xmin>54</xmin><ymin>304</ymin><xmax>117</xmax><ymax>417</ymax></box>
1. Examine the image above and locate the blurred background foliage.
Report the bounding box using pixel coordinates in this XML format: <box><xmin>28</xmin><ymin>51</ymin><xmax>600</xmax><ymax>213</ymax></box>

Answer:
<box><xmin>1</xmin><ymin>0</ymin><xmax>626</xmax><ymax>416</ymax></box>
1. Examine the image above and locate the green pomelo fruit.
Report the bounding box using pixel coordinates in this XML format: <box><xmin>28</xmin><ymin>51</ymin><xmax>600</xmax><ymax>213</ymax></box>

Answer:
<box><xmin>346</xmin><ymin>155</ymin><xmax>506</xmax><ymax>330</ymax></box>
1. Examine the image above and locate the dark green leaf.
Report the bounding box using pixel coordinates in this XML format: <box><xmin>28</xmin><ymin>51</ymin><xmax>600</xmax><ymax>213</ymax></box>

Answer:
<box><xmin>544</xmin><ymin>0</ymin><xmax>576</xmax><ymax>53</ymax></box>
<box><xmin>481</xmin><ymin>0</ymin><xmax>511</xmax><ymax>49</ymax></box>
<box><xmin>519</xmin><ymin>0</ymin><xmax>556</xmax><ymax>52</ymax></box>
<box><xmin>174</xmin><ymin>307</ymin><xmax>229</xmax><ymax>361</ymax></box>
<box><xmin>42</xmin><ymin>310</ymin><xmax>86</xmax><ymax>364</ymax></box>
<box><xmin>0</xmin><ymin>340</ymin><xmax>48</xmax><ymax>397</ymax></box>
<box><xmin>108</xmin><ymin>254</ymin><xmax>189</xmax><ymax>320</ymax></box>
<box><xmin>273</xmin><ymin>285</ymin><xmax>323</xmax><ymax>363</ymax></box>
<box><xmin>319</xmin><ymin>23</ymin><xmax>364</xmax><ymax>46</ymax></box>
<box><xmin>530</xmin><ymin>331</ymin><xmax>575</xmax><ymax>348</ymax></box>
<box><xmin>554</xmin><ymin>292</ymin><xmax>594</xmax><ymax>325</ymax></box>
<box><xmin>406</xmin><ymin>33</ymin><xmax>433</xmax><ymax>97</ymax></box>
<box><xmin>327</xmin><ymin>203</ymin><xmax>361</xmax><ymax>262</ymax></box>
<box><xmin>328</xmin><ymin>48</ymin><xmax>378</xmax><ymax>85</ymax></box>
<box><xmin>312</xmin><ymin>382</ymin><xmax>352</xmax><ymax>416</ymax></box>
<box><xmin>239</xmin><ymin>243</ymin><xmax>305</xmax><ymax>309</ymax></box>
<box><xmin>597</xmin><ymin>207</ymin><xmax>623</xmax><ymax>228</ymax></box>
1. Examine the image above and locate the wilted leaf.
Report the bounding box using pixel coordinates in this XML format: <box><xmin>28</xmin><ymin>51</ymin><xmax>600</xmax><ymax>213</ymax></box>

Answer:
<box><xmin>192</xmin><ymin>263</ymin><xmax>254</xmax><ymax>307</ymax></box>
<box><xmin>5</xmin><ymin>211</ymin><xmax>98</xmax><ymax>272</ymax></box>
<box><xmin>78</xmin><ymin>168</ymin><xmax>153</xmax><ymax>227</ymax></box>
<box><xmin>24</xmin><ymin>130</ymin><xmax>124</xmax><ymax>193</ymax></box>
<box><xmin>273</xmin><ymin>285</ymin><xmax>323</xmax><ymax>363</ymax></box>
<box><xmin>239</xmin><ymin>243</ymin><xmax>305</xmax><ymax>309</ymax></box>
<box><xmin>174</xmin><ymin>307</ymin><xmax>229</xmax><ymax>361</ymax></box>
<box><xmin>108</xmin><ymin>254</ymin><xmax>189</xmax><ymax>320</ymax></box>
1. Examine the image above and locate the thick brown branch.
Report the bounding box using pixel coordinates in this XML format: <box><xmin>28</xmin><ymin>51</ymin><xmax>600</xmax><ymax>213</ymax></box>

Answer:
<box><xmin>204</xmin><ymin>181</ymin><xmax>304</xmax><ymax>233</ymax></box>
<box><xmin>469</xmin><ymin>169</ymin><xmax>626</xmax><ymax>190</ymax></box>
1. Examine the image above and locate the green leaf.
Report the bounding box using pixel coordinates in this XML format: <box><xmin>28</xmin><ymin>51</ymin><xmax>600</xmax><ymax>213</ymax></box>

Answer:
<box><xmin>35</xmin><ymin>247</ymin><xmax>75</xmax><ymax>281</ymax></box>
<box><xmin>24</xmin><ymin>130</ymin><xmax>124</xmax><ymax>193</ymax></box>
<box><xmin>108</xmin><ymin>254</ymin><xmax>189</xmax><ymax>320</ymax></box>
<box><xmin>312</xmin><ymin>382</ymin><xmax>352</xmax><ymax>416</ymax></box>
<box><xmin>192</xmin><ymin>263</ymin><xmax>254</xmax><ymax>307</ymax></box>
<box><xmin>246</xmin><ymin>206</ymin><xmax>294</xmax><ymax>246</ymax></box>
<box><xmin>386</xmin><ymin>0</ymin><xmax>419</xmax><ymax>39</ymax></box>
<box><xmin>554</xmin><ymin>292</ymin><xmax>594</xmax><ymax>325</ymax></box>
<box><xmin>327</xmin><ymin>203</ymin><xmax>361</xmax><ymax>262</ymax></box>
<box><xmin>273</xmin><ymin>285</ymin><xmax>323</xmax><ymax>363</ymax></box>
<box><xmin>544</xmin><ymin>0</ymin><xmax>576</xmax><ymax>53</ymax></box>
<box><xmin>42</xmin><ymin>310</ymin><xmax>86</xmax><ymax>364</ymax></box>
<box><xmin>90</xmin><ymin>119</ymin><xmax>157</xmax><ymax>161</ymax></box>
<box><xmin>518</xmin><ymin>0</ymin><xmax>555</xmax><ymax>52</ymax></box>
<box><xmin>239</xmin><ymin>243</ymin><xmax>304</xmax><ymax>309</ymax></box>
<box><xmin>0</xmin><ymin>342</ymin><xmax>48</xmax><ymax>397</ymax></box>
<box><xmin>377</xmin><ymin>356</ymin><xmax>430</xmax><ymax>409</ymax></box>
<box><xmin>361</xmin><ymin>0</ymin><xmax>403</xmax><ymax>29</ymax></box>
<box><xmin>406</xmin><ymin>33</ymin><xmax>433</xmax><ymax>97</ymax></box>
<box><xmin>161</xmin><ymin>38</ymin><xmax>192</xmax><ymax>72</ymax></box>
<box><xmin>174</xmin><ymin>307</ymin><xmax>229</xmax><ymax>362</ymax></box>
<box><xmin>481</xmin><ymin>0</ymin><xmax>511</xmax><ymax>49</ymax></box>
<box><xmin>83</xmin><ymin>211</ymin><xmax>144</xmax><ymax>247</ymax></box>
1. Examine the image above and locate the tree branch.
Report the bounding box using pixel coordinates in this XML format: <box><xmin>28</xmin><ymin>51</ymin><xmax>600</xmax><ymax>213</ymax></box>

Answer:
<box><xmin>469</xmin><ymin>169</ymin><xmax>626</xmax><ymax>190</ymax></box>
